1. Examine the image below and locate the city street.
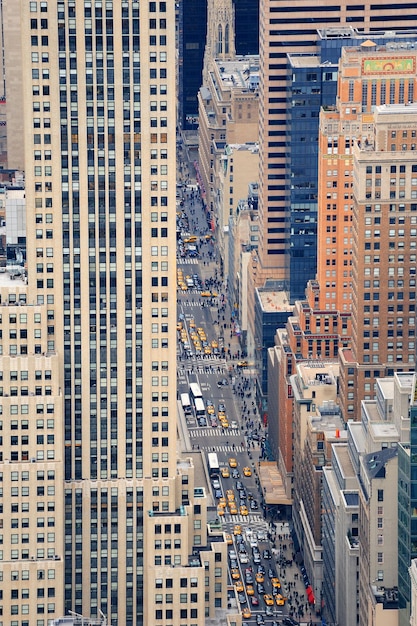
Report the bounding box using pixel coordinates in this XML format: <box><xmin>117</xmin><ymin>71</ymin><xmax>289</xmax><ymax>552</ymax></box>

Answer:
<box><xmin>175</xmin><ymin>138</ymin><xmax>318</xmax><ymax>626</ymax></box>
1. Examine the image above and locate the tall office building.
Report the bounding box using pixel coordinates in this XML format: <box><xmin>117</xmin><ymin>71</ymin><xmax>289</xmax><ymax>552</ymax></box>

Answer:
<box><xmin>255</xmin><ymin>0</ymin><xmax>417</xmax><ymax>302</ymax></box>
<box><xmin>179</xmin><ymin>0</ymin><xmax>259</xmax><ymax>130</ymax></box>
<box><xmin>0</xmin><ymin>2</ymin><xmax>227</xmax><ymax>626</ymax></box>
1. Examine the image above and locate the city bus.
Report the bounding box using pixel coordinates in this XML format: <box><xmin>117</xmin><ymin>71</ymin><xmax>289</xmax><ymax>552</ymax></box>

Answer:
<box><xmin>180</xmin><ymin>393</ymin><xmax>192</xmax><ymax>416</ymax></box>
<box><xmin>194</xmin><ymin>397</ymin><xmax>206</xmax><ymax>418</ymax></box>
<box><xmin>207</xmin><ymin>452</ymin><xmax>220</xmax><ymax>477</ymax></box>
<box><xmin>189</xmin><ymin>382</ymin><xmax>203</xmax><ymax>401</ymax></box>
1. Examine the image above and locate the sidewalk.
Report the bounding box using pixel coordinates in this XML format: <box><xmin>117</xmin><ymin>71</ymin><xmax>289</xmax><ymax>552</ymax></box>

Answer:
<box><xmin>269</xmin><ymin>523</ymin><xmax>321</xmax><ymax>625</ymax></box>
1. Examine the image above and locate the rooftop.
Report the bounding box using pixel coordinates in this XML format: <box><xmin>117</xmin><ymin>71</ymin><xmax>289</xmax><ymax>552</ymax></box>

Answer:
<box><xmin>287</xmin><ymin>54</ymin><xmax>322</xmax><ymax>69</ymax></box>
<box><xmin>256</xmin><ymin>288</ymin><xmax>292</xmax><ymax>313</ymax></box>
<box><xmin>333</xmin><ymin>444</ymin><xmax>356</xmax><ymax>479</ymax></box>
<box><xmin>216</xmin><ymin>56</ymin><xmax>260</xmax><ymax>90</ymax></box>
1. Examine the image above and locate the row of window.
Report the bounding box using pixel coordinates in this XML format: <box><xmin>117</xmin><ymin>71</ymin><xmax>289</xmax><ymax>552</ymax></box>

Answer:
<box><xmin>8</xmin><ymin>532</ymin><xmax>55</xmax><ymax>543</ymax></box>
<box><xmin>1</xmin><ymin>501</ymin><xmax>54</xmax><ymax>514</ymax></box>
<box><xmin>154</xmin><ymin>539</ymin><xmax>181</xmax><ymax>550</ymax></box>
<box><xmin>1</xmin><ymin>486</ymin><xmax>55</xmax><ymax>497</ymax></box>
<box><xmin>0</xmin><ymin>344</ymin><xmax>55</xmax><ymax>355</ymax></box>
<box><xmin>155</xmin><ymin>609</ymin><xmax>199</xmax><ymax>620</ymax></box>
<box><xmin>0</xmin><ymin>604</ymin><xmax>55</xmax><ymax>615</ymax></box>
<box><xmin>2</xmin><ymin>587</ymin><xmax>55</xmax><ymax>599</ymax></box>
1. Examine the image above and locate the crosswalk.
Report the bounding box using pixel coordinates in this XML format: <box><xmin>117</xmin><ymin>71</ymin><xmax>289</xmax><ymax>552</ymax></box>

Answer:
<box><xmin>178</xmin><ymin>355</ymin><xmax>225</xmax><ymax>364</ymax></box>
<box><xmin>177</xmin><ymin>258</ymin><xmax>199</xmax><ymax>265</ymax></box>
<box><xmin>179</xmin><ymin>297</ymin><xmax>212</xmax><ymax>305</ymax></box>
<box><xmin>178</xmin><ymin>364</ymin><xmax>227</xmax><ymax>374</ymax></box>
<box><xmin>223</xmin><ymin>513</ymin><xmax>264</xmax><ymax>525</ymax></box>
<box><xmin>188</xmin><ymin>428</ymin><xmax>241</xmax><ymax>438</ymax></box>
<box><xmin>199</xmin><ymin>444</ymin><xmax>245</xmax><ymax>453</ymax></box>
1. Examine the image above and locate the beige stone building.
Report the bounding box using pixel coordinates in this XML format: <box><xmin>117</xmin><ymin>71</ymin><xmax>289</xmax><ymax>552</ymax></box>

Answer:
<box><xmin>1</xmin><ymin>0</ymin><xmax>24</xmax><ymax>169</ymax></box>
<box><xmin>0</xmin><ymin>2</ymin><xmax>229</xmax><ymax>626</ymax></box>
<box><xmin>198</xmin><ymin>56</ymin><xmax>259</xmax><ymax>221</ymax></box>
<box><xmin>215</xmin><ymin>142</ymin><xmax>258</xmax><ymax>274</ymax></box>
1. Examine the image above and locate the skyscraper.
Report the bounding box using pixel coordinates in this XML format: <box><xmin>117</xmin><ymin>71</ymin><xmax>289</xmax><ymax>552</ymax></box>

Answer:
<box><xmin>255</xmin><ymin>0</ymin><xmax>417</xmax><ymax>302</ymax></box>
<box><xmin>0</xmin><ymin>2</ymin><xmax>227</xmax><ymax>626</ymax></box>
<box><xmin>179</xmin><ymin>0</ymin><xmax>259</xmax><ymax>130</ymax></box>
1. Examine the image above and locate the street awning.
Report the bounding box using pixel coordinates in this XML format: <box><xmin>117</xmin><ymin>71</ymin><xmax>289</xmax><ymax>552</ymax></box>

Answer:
<box><xmin>306</xmin><ymin>585</ymin><xmax>315</xmax><ymax>604</ymax></box>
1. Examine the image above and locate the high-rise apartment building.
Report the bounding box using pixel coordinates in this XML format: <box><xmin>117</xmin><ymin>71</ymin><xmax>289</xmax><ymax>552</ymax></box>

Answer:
<box><xmin>0</xmin><ymin>2</ymin><xmax>227</xmax><ymax>626</ymax></box>
<box><xmin>255</xmin><ymin>0</ymin><xmax>417</xmax><ymax>302</ymax></box>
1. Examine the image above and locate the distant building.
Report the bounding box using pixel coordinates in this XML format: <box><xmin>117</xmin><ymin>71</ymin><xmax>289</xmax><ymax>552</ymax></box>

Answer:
<box><xmin>179</xmin><ymin>0</ymin><xmax>259</xmax><ymax>130</ymax></box>
<box><xmin>198</xmin><ymin>55</ymin><xmax>259</xmax><ymax>222</ymax></box>
<box><xmin>254</xmin><ymin>0</ymin><xmax>417</xmax><ymax>294</ymax></box>
<box><xmin>290</xmin><ymin>361</ymin><xmax>344</xmax><ymax>603</ymax></box>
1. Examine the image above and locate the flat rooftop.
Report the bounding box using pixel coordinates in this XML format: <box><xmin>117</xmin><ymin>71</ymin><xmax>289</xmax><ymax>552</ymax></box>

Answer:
<box><xmin>395</xmin><ymin>371</ymin><xmax>415</xmax><ymax>391</ymax></box>
<box><xmin>257</xmin><ymin>289</ymin><xmax>292</xmax><ymax>313</ymax></box>
<box><xmin>0</xmin><ymin>268</ymin><xmax>27</xmax><ymax>289</ymax></box>
<box><xmin>288</xmin><ymin>54</ymin><xmax>322</xmax><ymax>69</ymax></box>
<box><xmin>215</xmin><ymin>56</ymin><xmax>260</xmax><ymax>89</ymax></box>
<box><xmin>368</xmin><ymin>420</ymin><xmax>399</xmax><ymax>442</ymax></box>
<box><xmin>333</xmin><ymin>444</ymin><xmax>356</xmax><ymax>479</ymax></box>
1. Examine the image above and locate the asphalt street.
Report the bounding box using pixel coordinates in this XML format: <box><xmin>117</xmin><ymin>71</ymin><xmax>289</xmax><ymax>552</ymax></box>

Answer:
<box><xmin>176</xmin><ymin>138</ymin><xmax>321</xmax><ymax>626</ymax></box>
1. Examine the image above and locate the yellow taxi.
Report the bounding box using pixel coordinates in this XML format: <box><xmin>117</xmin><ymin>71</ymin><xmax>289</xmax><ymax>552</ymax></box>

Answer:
<box><xmin>240</xmin><ymin>505</ymin><xmax>249</xmax><ymax>516</ymax></box>
<box><xmin>246</xmin><ymin>584</ymin><xmax>254</xmax><ymax>596</ymax></box>
<box><xmin>189</xmin><ymin>318</ymin><xmax>196</xmax><ymax>328</ymax></box>
<box><xmin>233</xmin><ymin>524</ymin><xmax>242</xmax><ymax>535</ymax></box>
<box><xmin>231</xmin><ymin>568</ymin><xmax>240</xmax><ymax>580</ymax></box>
<box><xmin>218</xmin><ymin>497</ymin><xmax>227</xmax><ymax>509</ymax></box>
<box><xmin>225</xmin><ymin>533</ymin><xmax>233</xmax><ymax>545</ymax></box>
<box><xmin>204</xmin><ymin>346</ymin><xmax>212</xmax><ymax>355</ymax></box>
<box><xmin>218</xmin><ymin>411</ymin><xmax>226</xmax><ymax>420</ymax></box>
<box><xmin>217</xmin><ymin>506</ymin><xmax>225</xmax><ymax>516</ymax></box>
<box><xmin>242</xmin><ymin>607</ymin><xmax>251</xmax><ymax>619</ymax></box>
<box><xmin>263</xmin><ymin>594</ymin><xmax>274</xmax><ymax>606</ymax></box>
<box><xmin>255</xmin><ymin>572</ymin><xmax>264</xmax><ymax>584</ymax></box>
<box><xmin>201</xmin><ymin>291</ymin><xmax>211</xmax><ymax>297</ymax></box>
<box><xmin>220</xmin><ymin>466</ymin><xmax>230</xmax><ymax>478</ymax></box>
<box><xmin>211</xmin><ymin>291</ymin><xmax>218</xmax><ymax>297</ymax></box>
<box><xmin>229</xmin><ymin>503</ymin><xmax>238</xmax><ymax>515</ymax></box>
<box><xmin>271</xmin><ymin>577</ymin><xmax>281</xmax><ymax>589</ymax></box>
<box><xmin>207</xmin><ymin>403</ymin><xmax>215</xmax><ymax>415</ymax></box>
<box><xmin>275</xmin><ymin>594</ymin><xmax>286</xmax><ymax>606</ymax></box>
<box><xmin>180</xmin><ymin>283</ymin><xmax>188</xmax><ymax>291</ymax></box>
<box><xmin>243</xmin><ymin>466</ymin><xmax>252</xmax><ymax>477</ymax></box>
<box><xmin>237</xmin><ymin>360</ymin><xmax>248</xmax><ymax>368</ymax></box>
<box><xmin>183</xmin><ymin>235</ymin><xmax>197</xmax><ymax>243</ymax></box>
<box><xmin>228</xmin><ymin>458</ymin><xmax>238</xmax><ymax>468</ymax></box>
<box><xmin>221</xmin><ymin>420</ymin><xmax>229</xmax><ymax>429</ymax></box>
<box><xmin>235</xmin><ymin>580</ymin><xmax>244</xmax><ymax>593</ymax></box>
<box><xmin>176</xmin><ymin>321</ymin><xmax>183</xmax><ymax>331</ymax></box>
<box><xmin>226</xmin><ymin>490</ymin><xmax>235</xmax><ymax>501</ymax></box>
<box><xmin>211</xmin><ymin>339</ymin><xmax>218</xmax><ymax>348</ymax></box>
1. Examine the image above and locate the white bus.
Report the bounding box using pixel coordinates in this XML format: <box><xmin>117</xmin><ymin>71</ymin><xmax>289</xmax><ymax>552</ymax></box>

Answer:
<box><xmin>207</xmin><ymin>452</ymin><xmax>220</xmax><ymax>477</ymax></box>
<box><xmin>189</xmin><ymin>382</ymin><xmax>202</xmax><ymax>401</ymax></box>
<box><xmin>194</xmin><ymin>397</ymin><xmax>206</xmax><ymax>418</ymax></box>
<box><xmin>180</xmin><ymin>393</ymin><xmax>192</xmax><ymax>416</ymax></box>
